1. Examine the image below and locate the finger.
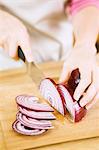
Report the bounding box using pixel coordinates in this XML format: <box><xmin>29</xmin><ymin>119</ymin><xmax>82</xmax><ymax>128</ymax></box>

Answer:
<box><xmin>86</xmin><ymin>92</ymin><xmax>99</xmax><ymax>110</ymax></box>
<box><xmin>4</xmin><ymin>37</ymin><xmax>18</xmax><ymax>58</ymax></box>
<box><xmin>79</xmin><ymin>83</ymin><xmax>96</xmax><ymax>107</ymax></box>
<box><xmin>93</xmin><ymin>66</ymin><xmax>99</xmax><ymax>89</ymax></box>
<box><xmin>59</xmin><ymin>63</ymin><xmax>71</xmax><ymax>83</ymax></box>
<box><xmin>0</xmin><ymin>40</ymin><xmax>4</xmax><ymax>47</ymax></box>
<box><xmin>18</xmin><ymin>36</ymin><xmax>33</xmax><ymax>62</ymax></box>
<box><xmin>74</xmin><ymin>70</ymin><xmax>91</xmax><ymax>101</ymax></box>
<box><xmin>8</xmin><ymin>41</ymin><xmax>18</xmax><ymax>58</ymax></box>
<box><xmin>3</xmin><ymin>43</ymin><xmax>9</xmax><ymax>54</ymax></box>
<box><xmin>0</xmin><ymin>36</ymin><xmax>5</xmax><ymax>47</ymax></box>
<box><xmin>1</xmin><ymin>38</ymin><xmax>9</xmax><ymax>54</ymax></box>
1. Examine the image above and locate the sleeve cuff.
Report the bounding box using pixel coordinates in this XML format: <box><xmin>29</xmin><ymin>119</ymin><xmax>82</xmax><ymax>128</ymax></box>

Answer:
<box><xmin>65</xmin><ymin>0</ymin><xmax>99</xmax><ymax>16</ymax></box>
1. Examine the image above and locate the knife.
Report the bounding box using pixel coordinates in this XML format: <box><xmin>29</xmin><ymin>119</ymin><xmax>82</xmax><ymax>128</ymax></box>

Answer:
<box><xmin>18</xmin><ymin>46</ymin><xmax>45</xmax><ymax>87</ymax></box>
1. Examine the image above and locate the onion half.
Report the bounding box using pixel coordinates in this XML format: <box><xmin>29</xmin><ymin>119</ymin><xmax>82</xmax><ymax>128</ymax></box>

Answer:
<box><xmin>40</xmin><ymin>69</ymin><xmax>87</xmax><ymax>122</ymax></box>
<box><xmin>58</xmin><ymin>84</ymin><xmax>86</xmax><ymax>122</ymax></box>
<box><xmin>40</xmin><ymin>78</ymin><xmax>66</xmax><ymax>115</ymax></box>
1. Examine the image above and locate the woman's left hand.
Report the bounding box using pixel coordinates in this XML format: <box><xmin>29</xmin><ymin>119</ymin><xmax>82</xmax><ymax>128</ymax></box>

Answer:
<box><xmin>59</xmin><ymin>45</ymin><xmax>99</xmax><ymax>109</ymax></box>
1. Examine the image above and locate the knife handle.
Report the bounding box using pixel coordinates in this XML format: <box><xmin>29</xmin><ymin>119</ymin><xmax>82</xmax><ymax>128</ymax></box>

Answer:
<box><xmin>18</xmin><ymin>46</ymin><xmax>26</xmax><ymax>62</ymax></box>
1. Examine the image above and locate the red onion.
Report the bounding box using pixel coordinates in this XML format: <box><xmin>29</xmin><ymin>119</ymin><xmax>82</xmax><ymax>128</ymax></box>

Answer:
<box><xmin>12</xmin><ymin>95</ymin><xmax>55</xmax><ymax>135</ymax></box>
<box><xmin>58</xmin><ymin>84</ymin><xmax>86</xmax><ymax>122</ymax></box>
<box><xmin>18</xmin><ymin>106</ymin><xmax>56</xmax><ymax>120</ymax></box>
<box><xmin>16</xmin><ymin>95</ymin><xmax>54</xmax><ymax>112</ymax></box>
<box><xmin>12</xmin><ymin>120</ymin><xmax>46</xmax><ymax>135</ymax></box>
<box><xmin>40</xmin><ymin>78</ymin><xmax>66</xmax><ymax>115</ymax></box>
<box><xmin>17</xmin><ymin>113</ymin><xmax>52</xmax><ymax>126</ymax></box>
<box><xmin>17</xmin><ymin>112</ymin><xmax>53</xmax><ymax>129</ymax></box>
<box><xmin>40</xmin><ymin>69</ymin><xmax>87</xmax><ymax>122</ymax></box>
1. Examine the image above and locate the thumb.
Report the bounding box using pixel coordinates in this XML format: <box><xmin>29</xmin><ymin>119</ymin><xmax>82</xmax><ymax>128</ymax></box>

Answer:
<box><xmin>86</xmin><ymin>93</ymin><xmax>99</xmax><ymax>110</ymax></box>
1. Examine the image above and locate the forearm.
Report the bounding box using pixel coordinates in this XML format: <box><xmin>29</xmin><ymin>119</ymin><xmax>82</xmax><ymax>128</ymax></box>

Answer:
<box><xmin>72</xmin><ymin>6</ymin><xmax>99</xmax><ymax>51</ymax></box>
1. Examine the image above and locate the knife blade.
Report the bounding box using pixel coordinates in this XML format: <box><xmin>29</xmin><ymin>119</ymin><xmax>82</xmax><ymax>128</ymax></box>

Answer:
<box><xmin>18</xmin><ymin>46</ymin><xmax>45</xmax><ymax>87</ymax></box>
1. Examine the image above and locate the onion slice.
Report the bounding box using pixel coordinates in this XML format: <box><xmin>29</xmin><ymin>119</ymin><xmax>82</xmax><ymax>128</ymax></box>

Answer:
<box><xmin>17</xmin><ymin>112</ymin><xmax>53</xmax><ymax>129</ymax></box>
<box><xmin>16</xmin><ymin>95</ymin><xmax>54</xmax><ymax>112</ymax></box>
<box><xmin>18</xmin><ymin>106</ymin><xmax>56</xmax><ymax>120</ymax></box>
<box><xmin>58</xmin><ymin>84</ymin><xmax>86</xmax><ymax>122</ymax></box>
<box><xmin>12</xmin><ymin>120</ymin><xmax>46</xmax><ymax>135</ymax></box>
<box><xmin>40</xmin><ymin>78</ymin><xmax>66</xmax><ymax>115</ymax></box>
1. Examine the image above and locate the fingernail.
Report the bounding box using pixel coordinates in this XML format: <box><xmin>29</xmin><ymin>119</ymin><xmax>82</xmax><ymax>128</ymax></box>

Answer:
<box><xmin>79</xmin><ymin>100</ymin><xmax>84</xmax><ymax>107</ymax></box>
<box><xmin>74</xmin><ymin>94</ymin><xmax>79</xmax><ymax>101</ymax></box>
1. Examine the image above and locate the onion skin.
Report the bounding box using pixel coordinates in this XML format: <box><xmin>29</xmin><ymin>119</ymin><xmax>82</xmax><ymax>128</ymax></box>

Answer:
<box><xmin>74</xmin><ymin>106</ymin><xmax>86</xmax><ymax>122</ymax></box>
<box><xmin>66</xmin><ymin>69</ymin><xmax>86</xmax><ymax>122</ymax></box>
<box><xmin>68</xmin><ymin>68</ymin><xmax>80</xmax><ymax>93</ymax></box>
<box><xmin>62</xmin><ymin>68</ymin><xmax>81</xmax><ymax>98</ymax></box>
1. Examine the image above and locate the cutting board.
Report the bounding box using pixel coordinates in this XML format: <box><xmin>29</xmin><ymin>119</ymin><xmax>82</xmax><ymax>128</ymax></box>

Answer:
<box><xmin>0</xmin><ymin>62</ymin><xmax>99</xmax><ymax>150</ymax></box>
<box><xmin>0</xmin><ymin>123</ymin><xmax>6</xmax><ymax>150</ymax></box>
<box><xmin>33</xmin><ymin>137</ymin><xmax>99</xmax><ymax>150</ymax></box>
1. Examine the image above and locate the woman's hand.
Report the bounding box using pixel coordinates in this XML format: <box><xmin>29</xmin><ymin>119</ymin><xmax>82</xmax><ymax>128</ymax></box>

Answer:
<box><xmin>0</xmin><ymin>10</ymin><xmax>33</xmax><ymax>61</ymax></box>
<box><xmin>59</xmin><ymin>45</ymin><xmax>99</xmax><ymax>109</ymax></box>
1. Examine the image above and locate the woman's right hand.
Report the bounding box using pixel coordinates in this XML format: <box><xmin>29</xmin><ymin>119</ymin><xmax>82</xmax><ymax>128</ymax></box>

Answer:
<box><xmin>0</xmin><ymin>10</ymin><xmax>33</xmax><ymax>62</ymax></box>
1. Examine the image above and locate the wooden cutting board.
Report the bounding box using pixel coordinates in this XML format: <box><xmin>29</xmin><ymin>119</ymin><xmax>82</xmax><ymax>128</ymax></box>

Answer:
<box><xmin>0</xmin><ymin>123</ymin><xmax>6</xmax><ymax>150</ymax></box>
<box><xmin>33</xmin><ymin>137</ymin><xmax>99</xmax><ymax>150</ymax></box>
<box><xmin>0</xmin><ymin>62</ymin><xmax>99</xmax><ymax>150</ymax></box>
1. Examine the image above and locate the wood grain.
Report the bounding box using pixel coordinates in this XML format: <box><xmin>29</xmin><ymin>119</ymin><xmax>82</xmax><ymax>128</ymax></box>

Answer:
<box><xmin>0</xmin><ymin>123</ymin><xmax>6</xmax><ymax>150</ymax></box>
<box><xmin>0</xmin><ymin>61</ymin><xmax>99</xmax><ymax>150</ymax></box>
<box><xmin>33</xmin><ymin>137</ymin><xmax>99</xmax><ymax>150</ymax></box>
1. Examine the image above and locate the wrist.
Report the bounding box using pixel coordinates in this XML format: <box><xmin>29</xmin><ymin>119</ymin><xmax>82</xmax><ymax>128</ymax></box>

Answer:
<box><xmin>74</xmin><ymin>40</ymin><xmax>95</xmax><ymax>47</ymax></box>
<box><xmin>73</xmin><ymin>42</ymin><xmax>97</xmax><ymax>55</ymax></box>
